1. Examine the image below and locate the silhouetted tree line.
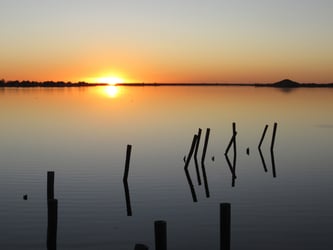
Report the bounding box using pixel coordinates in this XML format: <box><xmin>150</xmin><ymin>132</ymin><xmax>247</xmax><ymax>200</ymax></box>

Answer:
<box><xmin>0</xmin><ymin>79</ymin><xmax>107</xmax><ymax>87</ymax></box>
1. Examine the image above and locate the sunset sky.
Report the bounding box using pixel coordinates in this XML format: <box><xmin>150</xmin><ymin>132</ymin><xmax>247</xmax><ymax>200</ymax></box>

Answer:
<box><xmin>1</xmin><ymin>0</ymin><xmax>332</xmax><ymax>83</ymax></box>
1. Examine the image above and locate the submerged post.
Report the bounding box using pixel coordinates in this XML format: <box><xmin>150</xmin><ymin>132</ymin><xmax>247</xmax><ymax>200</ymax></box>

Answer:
<box><xmin>123</xmin><ymin>144</ymin><xmax>132</xmax><ymax>182</ymax></box>
<box><xmin>220</xmin><ymin>203</ymin><xmax>231</xmax><ymax>250</ymax></box>
<box><xmin>270</xmin><ymin>123</ymin><xmax>278</xmax><ymax>151</ymax></box>
<box><xmin>184</xmin><ymin>134</ymin><xmax>198</xmax><ymax>170</ymax></box>
<box><xmin>232</xmin><ymin>123</ymin><xmax>237</xmax><ymax>181</ymax></box>
<box><xmin>201</xmin><ymin>128</ymin><xmax>211</xmax><ymax>164</ymax></box>
<box><xmin>258</xmin><ymin>125</ymin><xmax>269</xmax><ymax>149</ymax></box>
<box><xmin>155</xmin><ymin>220</ymin><xmax>167</xmax><ymax>250</ymax></box>
<box><xmin>270</xmin><ymin>123</ymin><xmax>278</xmax><ymax>178</ymax></box>
<box><xmin>47</xmin><ymin>171</ymin><xmax>55</xmax><ymax>200</ymax></box>
<box><xmin>47</xmin><ymin>199</ymin><xmax>58</xmax><ymax>250</ymax></box>
<box><xmin>194</xmin><ymin>128</ymin><xmax>202</xmax><ymax>185</ymax></box>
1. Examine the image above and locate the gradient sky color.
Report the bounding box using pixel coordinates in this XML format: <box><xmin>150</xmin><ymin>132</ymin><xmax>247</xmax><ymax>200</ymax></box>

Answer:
<box><xmin>1</xmin><ymin>0</ymin><xmax>332</xmax><ymax>83</ymax></box>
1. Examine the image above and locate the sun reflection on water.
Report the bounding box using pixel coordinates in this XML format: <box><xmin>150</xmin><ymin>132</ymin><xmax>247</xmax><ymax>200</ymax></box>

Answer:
<box><xmin>104</xmin><ymin>85</ymin><xmax>120</xmax><ymax>98</ymax></box>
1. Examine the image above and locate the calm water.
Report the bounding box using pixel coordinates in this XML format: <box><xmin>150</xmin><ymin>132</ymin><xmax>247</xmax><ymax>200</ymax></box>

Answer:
<box><xmin>0</xmin><ymin>86</ymin><xmax>332</xmax><ymax>249</ymax></box>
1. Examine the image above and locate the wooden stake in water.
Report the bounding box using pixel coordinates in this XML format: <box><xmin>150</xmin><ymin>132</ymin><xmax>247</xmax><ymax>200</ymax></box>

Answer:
<box><xmin>47</xmin><ymin>171</ymin><xmax>55</xmax><ymax>200</ymax></box>
<box><xmin>155</xmin><ymin>220</ymin><xmax>167</xmax><ymax>250</ymax></box>
<box><xmin>201</xmin><ymin>128</ymin><xmax>210</xmax><ymax>164</ymax></box>
<box><xmin>270</xmin><ymin>123</ymin><xmax>278</xmax><ymax>151</ymax></box>
<box><xmin>232</xmin><ymin>123</ymin><xmax>237</xmax><ymax>181</ymax></box>
<box><xmin>193</xmin><ymin>128</ymin><xmax>202</xmax><ymax>185</ymax></box>
<box><xmin>270</xmin><ymin>123</ymin><xmax>278</xmax><ymax>177</ymax></box>
<box><xmin>258</xmin><ymin>125</ymin><xmax>269</xmax><ymax>149</ymax></box>
<box><xmin>123</xmin><ymin>145</ymin><xmax>132</xmax><ymax>182</ymax></box>
<box><xmin>220</xmin><ymin>203</ymin><xmax>231</xmax><ymax>250</ymax></box>
<box><xmin>201</xmin><ymin>128</ymin><xmax>211</xmax><ymax>197</ymax></box>
<box><xmin>184</xmin><ymin>134</ymin><xmax>198</xmax><ymax>170</ymax></box>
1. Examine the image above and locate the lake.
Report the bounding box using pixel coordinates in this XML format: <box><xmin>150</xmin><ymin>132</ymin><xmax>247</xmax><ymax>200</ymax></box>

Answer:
<box><xmin>0</xmin><ymin>86</ymin><xmax>332</xmax><ymax>249</ymax></box>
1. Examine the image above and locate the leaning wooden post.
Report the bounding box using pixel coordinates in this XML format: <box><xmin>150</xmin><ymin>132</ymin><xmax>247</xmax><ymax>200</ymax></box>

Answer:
<box><xmin>123</xmin><ymin>145</ymin><xmax>132</xmax><ymax>182</ymax></box>
<box><xmin>155</xmin><ymin>220</ymin><xmax>167</xmax><ymax>250</ymax></box>
<box><xmin>184</xmin><ymin>134</ymin><xmax>198</xmax><ymax>170</ymax></box>
<box><xmin>47</xmin><ymin>171</ymin><xmax>55</xmax><ymax>200</ymax></box>
<box><xmin>134</xmin><ymin>243</ymin><xmax>149</xmax><ymax>250</ymax></box>
<box><xmin>270</xmin><ymin>123</ymin><xmax>278</xmax><ymax>151</ymax></box>
<box><xmin>258</xmin><ymin>125</ymin><xmax>269</xmax><ymax>149</ymax></box>
<box><xmin>201</xmin><ymin>128</ymin><xmax>211</xmax><ymax>165</ymax></box>
<box><xmin>193</xmin><ymin>128</ymin><xmax>202</xmax><ymax>186</ymax></box>
<box><xmin>232</xmin><ymin>123</ymin><xmax>237</xmax><ymax>180</ymax></box>
<box><xmin>270</xmin><ymin>123</ymin><xmax>278</xmax><ymax>178</ymax></box>
<box><xmin>47</xmin><ymin>199</ymin><xmax>58</xmax><ymax>250</ymax></box>
<box><xmin>220</xmin><ymin>203</ymin><xmax>231</xmax><ymax>250</ymax></box>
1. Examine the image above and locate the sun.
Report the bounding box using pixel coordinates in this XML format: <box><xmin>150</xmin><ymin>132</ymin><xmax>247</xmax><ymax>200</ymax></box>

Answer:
<box><xmin>97</xmin><ymin>76</ymin><xmax>124</xmax><ymax>85</ymax></box>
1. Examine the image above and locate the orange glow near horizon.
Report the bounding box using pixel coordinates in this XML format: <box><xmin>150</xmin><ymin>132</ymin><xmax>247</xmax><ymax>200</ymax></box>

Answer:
<box><xmin>95</xmin><ymin>76</ymin><xmax>125</xmax><ymax>85</ymax></box>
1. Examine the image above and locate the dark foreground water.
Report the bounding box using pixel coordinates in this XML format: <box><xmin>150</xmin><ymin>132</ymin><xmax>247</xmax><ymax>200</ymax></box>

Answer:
<box><xmin>0</xmin><ymin>86</ymin><xmax>332</xmax><ymax>249</ymax></box>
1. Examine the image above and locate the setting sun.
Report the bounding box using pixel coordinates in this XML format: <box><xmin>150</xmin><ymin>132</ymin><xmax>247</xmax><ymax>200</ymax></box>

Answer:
<box><xmin>96</xmin><ymin>76</ymin><xmax>124</xmax><ymax>85</ymax></box>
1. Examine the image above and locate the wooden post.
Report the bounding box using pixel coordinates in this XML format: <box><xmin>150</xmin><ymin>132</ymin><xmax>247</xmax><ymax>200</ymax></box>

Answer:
<box><xmin>194</xmin><ymin>128</ymin><xmax>202</xmax><ymax>185</ymax></box>
<box><xmin>47</xmin><ymin>199</ymin><xmax>58</xmax><ymax>250</ymax></box>
<box><xmin>224</xmin><ymin>132</ymin><xmax>237</xmax><ymax>155</ymax></box>
<box><xmin>258</xmin><ymin>125</ymin><xmax>269</xmax><ymax>149</ymax></box>
<box><xmin>201</xmin><ymin>128</ymin><xmax>210</xmax><ymax>164</ymax></box>
<box><xmin>47</xmin><ymin>171</ymin><xmax>54</xmax><ymax>200</ymax></box>
<box><xmin>184</xmin><ymin>134</ymin><xmax>198</xmax><ymax>170</ymax></box>
<box><xmin>220</xmin><ymin>203</ymin><xmax>231</xmax><ymax>250</ymax></box>
<box><xmin>155</xmin><ymin>220</ymin><xmax>167</xmax><ymax>250</ymax></box>
<box><xmin>270</xmin><ymin>123</ymin><xmax>278</xmax><ymax>178</ymax></box>
<box><xmin>134</xmin><ymin>244</ymin><xmax>149</xmax><ymax>250</ymax></box>
<box><xmin>270</xmin><ymin>123</ymin><xmax>278</xmax><ymax>151</ymax></box>
<box><xmin>123</xmin><ymin>145</ymin><xmax>132</xmax><ymax>182</ymax></box>
<box><xmin>232</xmin><ymin>123</ymin><xmax>237</xmax><ymax>182</ymax></box>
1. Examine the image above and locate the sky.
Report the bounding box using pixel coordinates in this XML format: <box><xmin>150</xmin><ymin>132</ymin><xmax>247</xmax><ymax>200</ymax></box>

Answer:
<box><xmin>0</xmin><ymin>0</ymin><xmax>333</xmax><ymax>83</ymax></box>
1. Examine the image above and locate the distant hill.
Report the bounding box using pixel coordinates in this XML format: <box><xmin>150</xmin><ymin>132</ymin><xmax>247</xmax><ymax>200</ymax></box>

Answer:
<box><xmin>272</xmin><ymin>79</ymin><xmax>300</xmax><ymax>88</ymax></box>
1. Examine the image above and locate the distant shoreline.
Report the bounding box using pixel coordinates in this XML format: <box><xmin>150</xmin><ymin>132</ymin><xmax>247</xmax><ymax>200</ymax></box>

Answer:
<box><xmin>116</xmin><ymin>82</ymin><xmax>333</xmax><ymax>88</ymax></box>
<box><xmin>1</xmin><ymin>79</ymin><xmax>333</xmax><ymax>88</ymax></box>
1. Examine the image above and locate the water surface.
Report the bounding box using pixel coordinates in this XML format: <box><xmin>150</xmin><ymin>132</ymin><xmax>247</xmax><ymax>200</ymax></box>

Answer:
<box><xmin>0</xmin><ymin>86</ymin><xmax>332</xmax><ymax>249</ymax></box>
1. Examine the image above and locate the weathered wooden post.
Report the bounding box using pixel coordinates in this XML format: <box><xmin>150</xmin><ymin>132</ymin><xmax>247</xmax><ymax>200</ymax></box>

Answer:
<box><xmin>201</xmin><ymin>128</ymin><xmax>210</xmax><ymax>164</ymax></box>
<box><xmin>270</xmin><ymin>123</ymin><xmax>278</xmax><ymax>178</ymax></box>
<box><xmin>47</xmin><ymin>171</ymin><xmax>54</xmax><ymax>200</ymax></box>
<box><xmin>47</xmin><ymin>199</ymin><xmax>58</xmax><ymax>250</ymax></box>
<box><xmin>123</xmin><ymin>144</ymin><xmax>132</xmax><ymax>182</ymax></box>
<box><xmin>232</xmin><ymin>123</ymin><xmax>237</xmax><ymax>181</ymax></box>
<box><xmin>194</xmin><ymin>128</ymin><xmax>202</xmax><ymax>185</ymax></box>
<box><xmin>123</xmin><ymin>144</ymin><xmax>133</xmax><ymax>215</ymax></box>
<box><xmin>220</xmin><ymin>203</ymin><xmax>231</xmax><ymax>250</ymax></box>
<box><xmin>155</xmin><ymin>220</ymin><xmax>167</xmax><ymax>250</ymax></box>
<box><xmin>258</xmin><ymin>125</ymin><xmax>269</xmax><ymax>149</ymax></box>
<box><xmin>270</xmin><ymin>123</ymin><xmax>278</xmax><ymax>151</ymax></box>
<box><xmin>184</xmin><ymin>134</ymin><xmax>198</xmax><ymax>170</ymax></box>
<box><xmin>201</xmin><ymin>128</ymin><xmax>211</xmax><ymax>198</ymax></box>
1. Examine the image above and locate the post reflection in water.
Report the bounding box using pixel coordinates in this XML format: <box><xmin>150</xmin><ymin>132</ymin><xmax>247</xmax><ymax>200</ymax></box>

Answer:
<box><xmin>184</xmin><ymin>168</ymin><xmax>198</xmax><ymax>202</ymax></box>
<box><xmin>259</xmin><ymin>148</ymin><xmax>268</xmax><ymax>172</ymax></box>
<box><xmin>123</xmin><ymin>180</ymin><xmax>133</xmax><ymax>216</ymax></box>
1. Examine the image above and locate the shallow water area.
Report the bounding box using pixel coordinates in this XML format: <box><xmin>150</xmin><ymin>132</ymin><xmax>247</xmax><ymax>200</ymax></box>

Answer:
<box><xmin>0</xmin><ymin>86</ymin><xmax>333</xmax><ymax>249</ymax></box>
